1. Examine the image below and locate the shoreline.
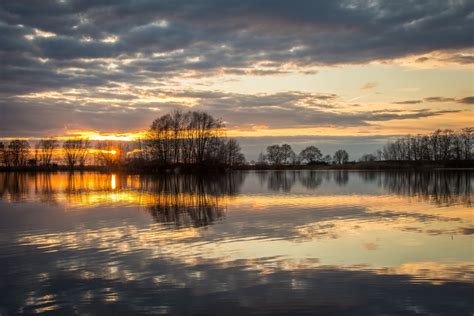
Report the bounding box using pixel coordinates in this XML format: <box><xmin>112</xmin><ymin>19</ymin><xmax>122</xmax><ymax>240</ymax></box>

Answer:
<box><xmin>0</xmin><ymin>160</ymin><xmax>473</xmax><ymax>173</ymax></box>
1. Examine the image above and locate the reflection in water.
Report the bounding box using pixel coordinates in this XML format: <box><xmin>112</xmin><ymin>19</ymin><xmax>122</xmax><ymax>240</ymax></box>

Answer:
<box><xmin>0</xmin><ymin>171</ymin><xmax>472</xmax><ymax>315</ymax></box>
<box><xmin>379</xmin><ymin>171</ymin><xmax>472</xmax><ymax>207</ymax></box>
<box><xmin>146</xmin><ymin>174</ymin><xmax>245</xmax><ymax>227</ymax></box>
<box><xmin>254</xmin><ymin>170</ymin><xmax>472</xmax><ymax>206</ymax></box>
<box><xmin>0</xmin><ymin>172</ymin><xmax>246</xmax><ymax>227</ymax></box>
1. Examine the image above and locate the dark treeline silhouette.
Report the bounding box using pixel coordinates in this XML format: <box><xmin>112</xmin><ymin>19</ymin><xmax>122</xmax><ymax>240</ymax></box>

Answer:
<box><xmin>0</xmin><ymin>111</ymin><xmax>246</xmax><ymax>171</ymax></box>
<box><xmin>1</xmin><ymin>125</ymin><xmax>472</xmax><ymax>171</ymax></box>
<box><xmin>251</xmin><ymin>127</ymin><xmax>472</xmax><ymax>169</ymax></box>
<box><xmin>257</xmin><ymin>144</ymin><xmax>348</xmax><ymax>166</ymax></box>
<box><xmin>382</xmin><ymin>128</ymin><xmax>472</xmax><ymax>161</ymax></box>
<box><xmin>142</xmin><ymin>110</ymin><xmax>245</xmax><ymax>167</ymax></box>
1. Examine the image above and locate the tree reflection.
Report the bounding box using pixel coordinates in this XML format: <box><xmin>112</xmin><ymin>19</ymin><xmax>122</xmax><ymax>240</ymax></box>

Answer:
<box><xmin>360</xmin><ymin>171</ymin><xmax>473</xmax><ymax>206</ymax></box>
<box><xmin>145</xmin><ymin>173</ymin><xmax>246</xmax><ymax>227</ymax></box>
<box><xmin>0</xmin><ymin>172</ymin><xmax>30</xmax><ymax>201</ymax></box>
<box><xmin>0</xmin><ymin>172</ymin><xmax>246</xmax><ymax>227</ymax></box>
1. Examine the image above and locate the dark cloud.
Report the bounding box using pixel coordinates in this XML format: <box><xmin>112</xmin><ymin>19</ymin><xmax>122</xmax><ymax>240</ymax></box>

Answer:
<box><xmin>393</xmin><ymin>100</ymin><xmax>422</xmax><ymax>105</ymax></box>
<box><xmin>393</xmin><ymin>96</ymin><xmax>469</xmax><ymax>105</ymax></box>
<box><xmin>0</xmin><ymin>0</ymin><xmax>473</xmax><ymax>96</ymax></box>
<box><xmin>0</xmin><ymin>1</ymin><xmax>471</xmax><ymax>143</ymax></box>
<box><xmin>458</xmin><ymin>96</ymin><xmax>474</xmax><ymax>104</ymax></box>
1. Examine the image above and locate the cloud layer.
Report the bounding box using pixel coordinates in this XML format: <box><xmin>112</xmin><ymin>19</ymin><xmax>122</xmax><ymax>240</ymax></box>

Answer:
<box><xmin>0</xmin><ymin>0</ymin><xmax>472</xmax><ymax>149</ymax></box>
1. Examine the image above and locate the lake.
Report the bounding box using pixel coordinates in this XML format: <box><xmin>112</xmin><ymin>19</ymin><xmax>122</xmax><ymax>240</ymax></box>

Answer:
<box><xmin>0</xmin><ymin>170</ymin><xmax>473</xmax><ymax>315</ymax></box>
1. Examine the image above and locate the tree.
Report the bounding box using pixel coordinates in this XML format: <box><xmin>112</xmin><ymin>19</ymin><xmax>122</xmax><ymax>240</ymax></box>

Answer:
<box><xmin>382</xmin><ymin>128</ymin><xmax>472</xmax><ymax>161</ymax></box>
<box><xmin>299</xmin><ymin>146</ymin><xmax>322</xmax><ymax>164</ymax></box>
<box><xmin>8</xmin><ymin>140</ymin><xmax>30</xmax><ymax>167</ymax></box>
<box><xmin>360</xmin><ymin>153</ymin><xmax>376</xmax><ymax>162</ymax></box>
<box><xmin>322</xmin><ymin>154</ymin><xmax>332</xmax><ymax>164</ymax></box>
<box><xmin>0</xmin><ymin>142</ymin><xmax>8</xmax><ymax>166</ymax></box>
<box><xmin>257</xmin><ymin>152</ymin><xmax>267</xmax><ymax>165</ymax></box>
<box><xmin>37</xmin><ymin>139</ymin><xmax>58</xmax><ymax>165</ymax></box>
<box><xmin>266</xmin><ymin>145</ymin><xmax>283</xmax><ymax>165</ymax></box>
<box><xmin>63</xmin><ymin>139</ymin><xmax>90</xmax><ymax>168</ymax></box>
<box><xmin>333</xmin><ymin>149</ymin><xmax>349</xmax><ymax>164</ymax></box>
<box><xmin>146</xmin><ymin>111</ymin><xmax>244</xmax><ymax>166</ymax></box>
<box><xmin>95</xmin><ymin>141</ymin><xmax>122</xmax><ymax>167</ymax></box>
<box><xmin>224</xmin><ymin>139</ymin><xmax>245</xmax><ymax>166</ymax></box>
<box><xmin>280</xmin><ymin>144</ymin><xmax>295</xmax><ymax>165</ymax></box>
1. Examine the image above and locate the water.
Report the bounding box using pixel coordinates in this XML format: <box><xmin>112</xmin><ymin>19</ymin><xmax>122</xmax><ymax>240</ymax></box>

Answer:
<box><xmin>0</xmin><ymin>170</ymin><xmax>472</xmax><ymax>315</ymax></box>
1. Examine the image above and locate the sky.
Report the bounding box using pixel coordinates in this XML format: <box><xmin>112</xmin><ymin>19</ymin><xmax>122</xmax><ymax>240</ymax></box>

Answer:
<box><xmin>0</xmin><ymin>0</ymin><xmax>473</xmax><ymax>160</ymax></box>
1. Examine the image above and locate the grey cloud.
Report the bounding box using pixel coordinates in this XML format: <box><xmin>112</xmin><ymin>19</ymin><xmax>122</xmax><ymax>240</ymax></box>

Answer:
<box><xmin>458</xmin><ymin>96</ymin><xmax>474</xmax><ymax>104</ymax></box>
<box><xmin>0</xmin><ymin>0</ymin><xmax>473</xmax><ymax>96</ymax></box>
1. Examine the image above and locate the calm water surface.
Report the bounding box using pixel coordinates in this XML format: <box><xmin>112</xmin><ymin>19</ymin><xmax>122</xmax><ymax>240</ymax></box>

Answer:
<box><xmin>0</xmin><ymin>171</ymin><xmax>473</xmax><ymax>315</ymax></box>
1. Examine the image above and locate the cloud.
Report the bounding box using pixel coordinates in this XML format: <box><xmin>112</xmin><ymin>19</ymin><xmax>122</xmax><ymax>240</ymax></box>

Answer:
<box><xmin>0</xmin><ymin>0</ymin><xmax>473</xmax><ymax>97</ymax></box>
<box><xmin>458</xmin><ymin>96</ymin><xmax>474</xmax><ymax>104</ymax></box>
<box><xmin>361</xmin><ymin>82</ymin><xmax>378</xmax><ymax>90</ymax></box>
<box><xmin>393</xmin><ymin>96</ymin><xmax>468</xmax><ymax>105</ymax></box>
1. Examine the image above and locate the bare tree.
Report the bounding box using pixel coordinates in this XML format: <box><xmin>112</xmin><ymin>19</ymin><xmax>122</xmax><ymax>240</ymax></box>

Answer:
<box><xmin>299</xmin><ymin>146</ymin><xmax>323</xmax><ymax>164</ymax></box>
<box><xmin>63</xmin><ymin>139</ymin><xmax>90</xmax><ymax>168</ymax></box>
<box><xmin>382</xmin><ymin>128</ymin><xmax>472</xmax><ymax>161</ymax></box>
<box><xmin>266</xmin><ymin>145</ymin><xmax>282</xmax><ymax>165</ymax></box>
<box><xmin>8</xmin><ymin>140</ymin><xmax>30</xmax><ymax>167</ymax></box>
<box><xmin>37</xmin><ymin>139</ymin><xmax>58</xmax><ymax>165</ymax></box>
<box><xmin>0</xmin><ymin>142</ymin><xmax>7</xmax><ymax>166</ymax></box>
<box><xmin>280</xmin><ymin>144</ymin><xmax>295</xmax><ymax>165</ymax></box>
<box><xmin>323</xmin><ymin>154</ymin><xmax>332</xmax><ymax>164</ymax></box>
<box><xmin>333</xmin><ymin>149</ymin><xmax>349</xmax><ymax>164</ymax></box>
<box><xmin>146</xmin><ymin>111</ymin><xmax>243</xmax><ymax>166</ymax></box>
<box><xmin>95</xmin><ymin>141</ymin><xmax>120</xmax><ymax>167</ymax></box>
<box><xmin>224</xmin><ymin>139</ymin><xmax>245</xmax><ymax>166</ymax></box>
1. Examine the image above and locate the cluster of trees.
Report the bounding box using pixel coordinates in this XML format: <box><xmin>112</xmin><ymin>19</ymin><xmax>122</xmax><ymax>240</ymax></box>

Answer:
<box><xmin>0</xmin><ymin>111</ymin><xmax>246</xmax><ymax>169</ymax></box>
<box><xmin>257</xmin><ymin>144</ymin><xmax>349</xmax><ymax>166</ymax></box>
<box><xmin>0</xmin><ymin>140</ymin><xmax>31</xmax><ymax>167</ymax></box>
<box><xmin>0</xmin><ymin>138</ymin><xmax>91</xmax><ymax>168</ymax></box>
<box><xmin>382</xmin><ymin>128</ymin><xmax>472</xmax><ymax>161</ymax></box>
<box><xmin>142</xmin><ymin>110</ymin><xmax>245</xmax><ymax>166</ymax></box>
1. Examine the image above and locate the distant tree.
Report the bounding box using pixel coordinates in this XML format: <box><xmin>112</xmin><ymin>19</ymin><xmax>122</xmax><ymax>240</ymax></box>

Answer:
<box><xmin>224</xmin><ymin>139</ymin><xmax>245</xmax><ymax>166</ymax></box>
<box><xmin>37</xmin><ymin>139</ymin><xmax>58</xmax><ymax>165</ymax></box>
<box><xmin>359</xmin><ymin>153</ymin><xmax>376</xmax><ymax>162</ymax></box>
<box><xmin>299</xmin><ymin>146</ymin><xmax>323</xmax><ymax>164</ymax></box>
<box><xmin>63</xmin><ymin>139</ymin><xmax>90</xmax><ymax>168</ymax></box>
<box><xmin>95</xmin><ymin>141</ymin><xmax>121</xmax><ymax>167</ymax></box>
<box><xmin>322</xmin><ymin>154</ymin><xmax>332</xmax><ymax>164</ymax></box>
<box><xmin>266</xmin><ymin>145</ymin><xmax>282</xmax><ymax>165</ymax></box>
<box><xmin>280</xmin><ymin>144</ymin><xmax>296</xmax><ymax>165</ymax></box>
<box><xmin>8</xmin><ymin>140</ymin><xmax>30</xmax><ymax>167</ymax></box>
<box><xmin>375</xmin><ymin>149</ymin><xmax>383</xmax><ymax>161</ymax></box>
<box><xmin>0</xmin><ymin>142</ymin><xmax>7</xmax><ymax>166</ymax></box>
<box><xmin>257</xmin><ymin>152</ymin><xmax>267</xmax><ymax>165</ymax></box>
<box><xmin>382</xmin><ymin>128</ymin><xmax>472</xmax><ymax>161</ymax></box>
<box><xmin>333</xmin><ymin>149</ymin><xmax>349</xmax><ymax>164</ymax></box>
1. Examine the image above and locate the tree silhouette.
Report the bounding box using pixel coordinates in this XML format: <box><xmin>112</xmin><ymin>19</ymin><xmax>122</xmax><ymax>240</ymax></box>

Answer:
<box><xmin>333</xmin><ymin>149</ymin><xmax>349</xmax><ymax>164</ymax></box>
<box><xmin>299</xmin><ymin>146</ymin><xmax>323</xmax><ymax>164</ymax></box>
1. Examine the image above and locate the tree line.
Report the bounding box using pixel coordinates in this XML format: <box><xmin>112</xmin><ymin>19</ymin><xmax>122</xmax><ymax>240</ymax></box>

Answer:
<box><xmin>381</xmin><ymin>128</ymin><xmax>472</xmax><ymax>161</ymax></box>
<box><xmin>0</xmin><ymin>123</ymin><xmax>472</xmax><ymax>169</ymax></box>
<box><xmin>257</xmin><ymin>144</ymin><xmax>350</xmax><ymax>166</ymax></box>
<box><xmin>0</xmin><ymin>111</ymin><xmax>246</xmax><ymax>169</ymax></box>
